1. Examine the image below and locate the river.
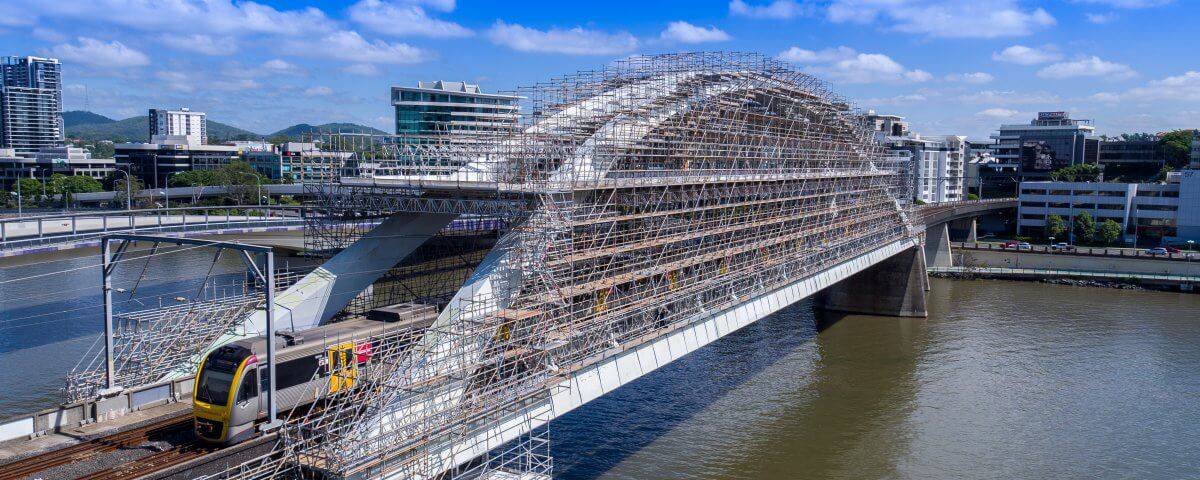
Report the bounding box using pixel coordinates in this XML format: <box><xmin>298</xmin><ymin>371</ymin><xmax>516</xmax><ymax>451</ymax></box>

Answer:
<box><xmin>2</xmin><ymin>256</ymin><xmax>1198</xmax><ymax>478</ymax></box>
<box><xmin>549</xmin><ymin>278</ymin><xmax>1200</xmax><ymax>479</ymax></box>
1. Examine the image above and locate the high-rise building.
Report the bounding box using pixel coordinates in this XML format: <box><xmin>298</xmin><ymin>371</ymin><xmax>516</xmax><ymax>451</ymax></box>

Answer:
<box><xmin>990</xmin><ymin>111</ymin><xmax>1098</xmax><ymax>180</ymax></box>
<box><xmin>1</xmin><ymin>56</ymin><xmax>63</xmax><ymax>157</ymax></box>
<box><xmin>149</xmin><ymin>107</ymin><xmax>206</xmax><ymax>145</ymax></box>
<box><xmin>866</xmin><ymin>111</ymin><xmax>966</xmax><ymax>203</ymax></box>
<box><xmin>391</xmin><ymin>81</ymin><xmax>519</xmax><ymax>143</ymax></box>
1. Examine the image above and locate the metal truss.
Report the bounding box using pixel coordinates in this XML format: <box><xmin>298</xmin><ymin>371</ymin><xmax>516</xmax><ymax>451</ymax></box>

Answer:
<box><xmin>200</xmin><ymin>51</ymin><xmax>916</xmax><ymax>480</ymax></box>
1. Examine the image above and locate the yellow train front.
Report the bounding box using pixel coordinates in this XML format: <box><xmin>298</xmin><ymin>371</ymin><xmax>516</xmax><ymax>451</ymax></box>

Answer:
<box><xmin>192</xmin><ymin>305</ymin><xmax>436</xmax><ymax>444</ymax></box>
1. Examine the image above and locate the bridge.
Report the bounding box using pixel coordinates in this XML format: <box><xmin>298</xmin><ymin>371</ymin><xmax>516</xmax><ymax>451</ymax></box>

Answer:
<box><xmin>0</xmin><ymin>205</ymin><xmax>306</xmax><ymax>258</ymax></box>
<box><xmin>1</xmin><ymin>52</ymin><xmax>1014</xmax><ymax>480</ymax></box>
<box><xmin>913</xmin><ymin>198</ymin><xmax>1018</xmax><ymax>268</ymax></box>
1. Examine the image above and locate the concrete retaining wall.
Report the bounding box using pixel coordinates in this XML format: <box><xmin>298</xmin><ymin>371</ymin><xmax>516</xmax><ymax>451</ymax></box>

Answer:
<box><xmin>959</xmin><ymin>249</ymin><xmax>1200</xmax><ymax>277</ymax></box>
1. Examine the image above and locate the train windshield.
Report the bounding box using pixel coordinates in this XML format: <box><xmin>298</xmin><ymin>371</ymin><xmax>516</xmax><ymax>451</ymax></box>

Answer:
<box><xmin>196</xmin><ymin>354</ymin><xmax>241</xmax><ymax>406</ymax></box>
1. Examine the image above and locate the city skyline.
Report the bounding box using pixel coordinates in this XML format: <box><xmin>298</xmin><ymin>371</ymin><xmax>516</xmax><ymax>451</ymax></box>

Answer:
<box><xmin>0</xmin><ymin>0</ymin><xmax>1195</xmax><ymax>138</ymax></box>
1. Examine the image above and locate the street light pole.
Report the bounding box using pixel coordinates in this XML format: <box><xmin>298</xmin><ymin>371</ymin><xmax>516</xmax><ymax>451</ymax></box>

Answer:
<box><xmin>114</xmin><ymin>169</ymin><xmax>132</xmax><ymax>211</ymax></box>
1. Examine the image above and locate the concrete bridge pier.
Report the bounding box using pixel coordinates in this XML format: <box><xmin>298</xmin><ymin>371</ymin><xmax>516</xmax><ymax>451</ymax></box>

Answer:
<box><xmin>949</xmin><ymin>217</ymin><xmax>977</xmax><ymax>242</ymax></box>
<box><xmin>817</xmin><ymin>245</ymin><xmax>928</xmax><ymax>317</ymax></box>
<box><xmin>924</xmin><ymin>223</ymin><xmax>954</xmax><ymax>268</ymax></box>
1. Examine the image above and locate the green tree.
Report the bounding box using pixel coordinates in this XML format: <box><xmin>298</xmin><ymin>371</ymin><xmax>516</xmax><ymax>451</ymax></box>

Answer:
<box><xmin>1159</xmin><ymin>130</ymin><xmax>1195</xmax><ymax>168</ymax></box>
<box><xmin>1045</xmin><ymin>214</ymin><xmax>1067</xmax><ymax>240</ymax></box>
<box><xmin>1098</xmin><ymin>219</ymin><xmax>1122</xmax><ymax>246</ymax></box>
<box><xmin>108</xmin><ymin>175</ymin><xmax>145</xmax><ymax>209</ymax></box>
<box><xmin>90</xmin><ymin>142</ymin><xmax>115</xmax><ymax>159</ymax></box>
<box><xmin>15</xmin><ymin>178</ymin><xmax>46</xmax><ymax>204</ymax></box>
<box><xmin>1073</xmin><ymin>211</ymin><xmax>1096</xmax><ymax>244</ymax></box>
<box><xmin>1049</xmin><ymin>163</ymin><xmax>1101</xmax><ymax>182</ymax></box>
<box><xmin>169</xmin><ymin>170</ymin><xmax>222</xmax><ymax>187</ymax></box>
<box><xmin>966</xmin><ymin>193</ymin><xmax>980</xmax><ymax>200</ymax></box>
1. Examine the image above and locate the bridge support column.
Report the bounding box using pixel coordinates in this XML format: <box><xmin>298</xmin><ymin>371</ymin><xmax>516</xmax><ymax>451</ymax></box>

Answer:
<box><xmin>949</xmin><ymin>217</ymin><xmax>977</xmax><ymax>242</ymax></box>
<box><xmin>817</xmin><ymin>245</ymin><xmax>928</xmax><ymax>317</ymax></box>
<box><xmin>924</xmin><ymin>223</ymin><xmax>954</xmax><ymax>268</ymax></box>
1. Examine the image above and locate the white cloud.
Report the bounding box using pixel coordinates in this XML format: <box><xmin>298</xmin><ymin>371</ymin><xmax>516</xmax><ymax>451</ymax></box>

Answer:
<box><xmin>348</xmin><ymin>0</ymin><xmax>472</xmax><ymax>38</ymax></box>
<box><xmin>1092</xmin><ymin>71</ymin><xmax>1200</xmax><ymax>103</ymax></box>
<box><xmin>211</xmin><ymin>78</ymin><xmax>261</xmax><ymax>92</ymax></box>
<box><xmin>49</xmin><ymin>37</ymin><xmax>150</xmax><ymax>68</ymax></box>
<box><xmin>660</xmin><ymin>21</ymin><xmax>730</xmax><ymax>43</ymax></box>
<box><xmin>486</xmin><ymin>21</ymin><xmax>638</xmax><ymax>55</ymax></box>
<box><xmin>262</xmin><ymin>59</ymin><xmax>300</xmax><ymax>73</ymax></box>
<box><xmin>946</xmin><ymin>72</ymin><xmax>995</xmax><ymax>84</ymax></box>
<box><xmin>1037</xmin><ymin>56</ymin><xmax>1137</xmax><ymax>80</ymax></box>
<box><xmin>778</xmin><ymin>46</ymin><xmax>930</xmax><ymax>84</ymax></box>
<box><xmin>13</xmin><ymin>0</ymin><xmax>333</xmax><ymax>36</ymax></box>
<box><xmin>728</xmin><ymin>0</ymin><xmax>814</xmax><ymax>19</ymax></box>
<box><xmin>827</xmin><ymin>0</ymin><xmax>1055</xmax><ymax>38</ymax></box>
<box><xmin>161</xmin><ymin>34</ymin><xmax>236</xmax><ymax>56</ymax></box>
<box><xmin>976</xmin><ymin>108</ymin><xmax>1021</xmax><ymax>118</ymax></box>
<box><xmin>286</xmin><ymin>30</ymin><xmax>427</xmax><ymax>64</ymax></box>
<box><xmin>304</xmin><ymin>86</ymin><xmax>333</xmax><ymax>97</ymax></box>
<box><xmin>31</xmin><ymin>27</ymin><xmax>65</xmax><ymax>42</ymax></box>
<box><xmin>778</xmin><ymin>46</ymin><xmax>856</xmax><ymax>63</ymax></box>
<box><xmin>992</xmin><ymin>45</ymin><xmax>1062</xmax><ymax>65</ymax></box>
<box><xmin>860</xmin><ymin>93</ymin><xmax>928</xmax><ymax>106</ymax></box>
<box><xmin>343</xmin><ymin>63</ymin><xmax>380</xmax><ymax>76</ymax></box>
<box><xmin>958</xmin><ymin>90</ymin><xmax>1061</xmax><ymax>105</ymax></box>
<box><xmin>154</xmin><ymin>71</ymin><xmax>194</xmax><ymax>93</ymax></box>
<box><xmin>1085</xmin><ymin>12</ymin><xmax>1117</xmax><ymax>23</ymax></box>
<box><xmin>1072</xmin><ymin>0</ymin><xmax>1173</xmax><ymax>7</ymax></box>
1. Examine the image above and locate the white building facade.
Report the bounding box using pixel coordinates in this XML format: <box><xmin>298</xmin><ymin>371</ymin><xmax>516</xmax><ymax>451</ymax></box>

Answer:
<box><xmin>1017</xmin><ymin>171</ymin><xmax>1200</xmax><ymax>245</ymax></box>
<box><xmin>34</xmin><ymin>146</ymin><xmax>114</xmax><ymax>179</ymax></box>
<box><xmin>149</xmin><ymin>108</ymin><xmax>206</xmax><ymax>145</ymax></box>
<box><xmin>866</xmin><ymin>112</ymin><xmax>966</xmax><ymax>203</ymax></box>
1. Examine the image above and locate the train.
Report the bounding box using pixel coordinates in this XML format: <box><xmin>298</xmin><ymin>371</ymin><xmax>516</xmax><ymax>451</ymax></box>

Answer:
<box><xmin>192</xmin><ymin>303</ymin><xmax>438</xmax><ymax>444</ymax></box>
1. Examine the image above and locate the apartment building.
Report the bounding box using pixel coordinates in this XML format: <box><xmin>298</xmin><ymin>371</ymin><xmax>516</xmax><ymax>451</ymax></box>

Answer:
<box><xmin>149</xmin><ymin>108</ymin><xmax>206</xmax><ymax>145</ymax></box>
<box><xmin>0</xmin><ymin>56</ymin><xmax>62</xmax><ymax>157</ymax></box>
<box><xmin>866</xmin><ymin>111</ymin><xmax>966</xmax><ymax>203</ymax></box>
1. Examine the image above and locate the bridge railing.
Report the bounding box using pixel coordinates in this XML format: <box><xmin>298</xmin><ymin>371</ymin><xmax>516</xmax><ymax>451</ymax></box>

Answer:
<box><xmin>912</xmin><ymin>198</ymin><xmax>1017</xmax><ymax>225</ymax></box>
<box><xmin>0</xmin><ymin>205</ymin><xmax>306</xmax><ymax>252</ymax></box>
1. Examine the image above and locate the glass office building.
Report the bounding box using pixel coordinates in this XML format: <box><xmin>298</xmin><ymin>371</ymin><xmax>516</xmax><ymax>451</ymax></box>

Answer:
<box><xmin>990</xmin><ymin>111</ymin><xmax>1098</xmax><ymax>180</ymax></box>
<box><xmin>391</xmin><ymin>81</ymin><xmax>519</xmax><ymax>144</ymax></box>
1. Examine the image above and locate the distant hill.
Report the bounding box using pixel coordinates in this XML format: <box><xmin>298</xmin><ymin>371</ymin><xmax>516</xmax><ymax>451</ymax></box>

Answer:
<box><xmin>64</xmin><ymin>112</ymin><xmax>259</xmax><ymax>143</ymax></box>
<box><xmin>268</xmin><ymin>123</ymin><xmax>387</xmax><ymax>140</ymax></box>
<box><xmin>60</xmin><ymin>111</ymin><xmax>385</xmax><ymax>143</ymax></box>
<box><xmin>63</xmin><ymin>110</ymin><xmax>116</xmax><ymax>128</ymax></box>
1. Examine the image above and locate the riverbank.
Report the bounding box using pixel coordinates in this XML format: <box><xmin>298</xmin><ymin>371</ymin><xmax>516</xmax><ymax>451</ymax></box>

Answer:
<box><xmin>929</xmin><ymin>270</ymin><xmax>1160</xmax><ymax>291</ymax></box>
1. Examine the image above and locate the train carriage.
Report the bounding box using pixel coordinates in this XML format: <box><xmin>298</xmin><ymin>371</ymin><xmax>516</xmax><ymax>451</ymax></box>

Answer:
<box><xmin>193</xmin><ymin>303</ymin><xmax>437</xmax><ymax>444</ymax></box>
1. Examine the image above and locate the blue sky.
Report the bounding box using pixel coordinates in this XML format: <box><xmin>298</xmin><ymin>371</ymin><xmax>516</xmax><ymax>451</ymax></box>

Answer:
<box><xmin>1</xmin><ymin>0</ymin><xmax>1195</xmax><ymax>138</ymax></box>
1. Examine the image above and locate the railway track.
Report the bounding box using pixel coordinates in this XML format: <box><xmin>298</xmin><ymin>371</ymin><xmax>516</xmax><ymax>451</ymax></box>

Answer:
<box><xmin>87</xmin><ymin>441</ymin><xmax>217</xmax><ymax>480</ymax></box>
<box><xmin>0</xmin><ymin>415</ymin><xmax>191</xmax><ymax>480</ymax></box>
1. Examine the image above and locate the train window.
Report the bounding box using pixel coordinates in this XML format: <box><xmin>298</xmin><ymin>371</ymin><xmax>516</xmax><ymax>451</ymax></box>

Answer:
<box><xmin>237</xmin><ymin>368</ymin><xmax>258</xmax><ymax>403</ymax></box>
<box><xmin>196</xmin><ymin>365</ymin><xmax>234</xmax><ymax>406</ymax></box>
<box><xmin>276</xmin><ymin>355</ymin><xmax>322</xmax><ymax>390</ymax></box>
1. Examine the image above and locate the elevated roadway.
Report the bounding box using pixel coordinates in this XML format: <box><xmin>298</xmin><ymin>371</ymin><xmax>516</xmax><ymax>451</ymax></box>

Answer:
<box><xmin>0</xmin><ymin>205</ymin><xmax>306</xmax><ymax>258</ymax></box>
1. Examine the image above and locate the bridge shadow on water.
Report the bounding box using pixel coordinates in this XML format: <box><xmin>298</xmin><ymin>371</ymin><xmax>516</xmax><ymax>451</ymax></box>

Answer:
<box><xmin>549</xmin><ymin>299</ymin><xmax>848</xmax><ymax>480</ymax></box>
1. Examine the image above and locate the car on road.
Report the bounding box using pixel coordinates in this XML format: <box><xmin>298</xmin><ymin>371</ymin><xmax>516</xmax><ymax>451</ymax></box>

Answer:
<box><xmin>1051</xmin><ymin>242</ymin><xmax>1075</xmax><ymax>252</ymax></box>
<box><xmin>1145</xmin><ymin>247</ymin><xmax>1169</xmax><ymax>255</ymax></box>
<box><xmin>1017</xmin><ymin>242</ymin><xmax>1032</xmax><ymax>251</ymax></box>
<box><xmin>1163</xmin><ymin>246</ymin><xmax>1182</xmax><ymax>254</ymax></box>
<box><xmin>1002</xmin><ymin>241</ymin><xmax>1020</xmax><ymax>249</ymax></box>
